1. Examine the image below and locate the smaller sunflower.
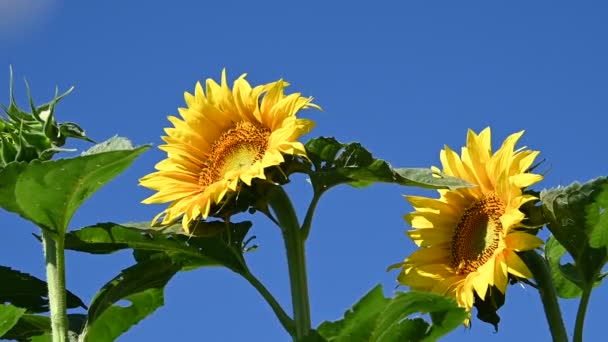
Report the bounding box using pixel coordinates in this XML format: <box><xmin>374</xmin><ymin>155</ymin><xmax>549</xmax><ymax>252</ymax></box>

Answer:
<box><xmin>140</xmin><ymin>70</ymin><xmax>319</xmax><ymax>232</ymax></box>
<box><xmin>394</xmin><ymin>127</ymin><xmax>543</xmax><ymax>314</ymax></box>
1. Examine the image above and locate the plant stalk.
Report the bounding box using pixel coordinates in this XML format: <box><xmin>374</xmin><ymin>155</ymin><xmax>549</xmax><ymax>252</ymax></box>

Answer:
<box><xmin>301</xmin><ymin>188</ymin><xmax>323</xmax><ymax>240</ymax></box>
<box><xmin>42</xmin><ymin>229</ymin><xmax>68</xmax><ymax>342</ymax></box>
<box><xmin>268</xmin><ymin>186</ymin><xmax>312</xmax><ymax>341</ymax></box>
<box><xmin>573</xmin><ymin>287</ymin><xmax>592</xmax><ymax>342</ymax></box>
<box><xmin>242</xmin><ymin>271</ymin><xmax>295</xmax><ymax>335</ymax></box>
<box><xmin>520</xmin><ymin>250</ymin><xmax>568</xmax><ymax>342</ymax></box>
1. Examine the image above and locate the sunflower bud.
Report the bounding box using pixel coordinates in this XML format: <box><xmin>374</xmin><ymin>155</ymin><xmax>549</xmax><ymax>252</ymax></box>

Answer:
<box><xmin>0</xmin><ymin>68</ymin><xmax>93</xmax><ymax>167</ymax></box>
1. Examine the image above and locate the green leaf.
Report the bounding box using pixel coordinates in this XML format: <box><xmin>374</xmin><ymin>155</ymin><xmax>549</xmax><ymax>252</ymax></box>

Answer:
<box><xmin>80</xmin><ymin>136</ymin><xmax>133</xmax><ymax>156</ymax></box>
<box><xmin>2</xmin><ymin>313</ymin><xmax>86</xmax><ymax>342</ymax></box>
<box><xmin>393</xmin><ymin>168</ymin><xmax>472</xmax><ymax>190</ymax></box>
<box><xmin>304</xmin><ymin>137</ymin><xmax>470</xmax><ymax>191</ymax></box>
<box><xmin>0</xmin><ymin>266</ymin><xmax>86</xmax><ymax>313</ymax></box>
<box><xmin>316</xmin><ymin>285</ymin><xmax>466</xmax><ymax>342</ymax></box>
<box><xmin>0</xmin><ymin>304</ymin><xmax>25</xmax><ymax>337</ymax></box>
<box><xmin>587</xmin><ymin>184</ymin><xmax>608</xmax><ymax>249</ymax></box>
<box><xmin>375</xmin><ymin>292</ymin><xmax>466</xmax><ymax>342</ymax></box>
<box><xmin>0</xmin><ymin>137</ymin><xmax>149</xmax><ymax>233</ymax></box>
<box><xmin>64</xmin><ymin>219</ymin><xmax>253</xmax><ymax>341</ymax></box>
<box><xmin>374</xmin><ymin>318</ymin><xmax>428</xmax><ymax>342</ymax></box>
<box><xmin>545</xmin><ymin>237</ymin><xmax>584</xmax><ymax>298</ymax></box>
<box><xmin>541</xmin><ymin>177</ymin><xmax>608</xmax><ymax>289</ymax></box>
<box><xmin>318</xmin><ymin>285</ymin><xmax>389</xmax><ymax>340</ymax></box>
<box><xmin>81</xmin><ymin>255</ymin><xmax>180</xmax><ymax>342</ymax></box>
<box><xmin>64</xmin><ymin>220</ymin><xmax>252</xmax><ymax>273</ymax></box>
<box><xmin>1</xmin><ymin>314</ymin><xmax>50</xmax><ymax>341</ymax></box>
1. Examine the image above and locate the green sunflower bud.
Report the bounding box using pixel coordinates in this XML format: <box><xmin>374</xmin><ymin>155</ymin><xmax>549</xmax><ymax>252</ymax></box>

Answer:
<box><xmin>0</xmin><ymin>67</ymin><xmax>93</xmax><ymax>167</ymax></box>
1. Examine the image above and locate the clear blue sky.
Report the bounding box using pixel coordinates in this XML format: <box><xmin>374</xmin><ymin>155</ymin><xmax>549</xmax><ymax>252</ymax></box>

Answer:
<box><xmin>1</xmin><ymin>1</ymin><xmax>608</xmax><ymax>341</ymax></box>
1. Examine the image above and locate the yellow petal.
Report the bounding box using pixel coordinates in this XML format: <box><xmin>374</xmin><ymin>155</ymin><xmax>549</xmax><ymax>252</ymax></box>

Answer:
<box><xmin>510</xmin><ymin>173</ymin><xmax>543</xmax><ymax>188</ymax></box>
<box><xmin>403</xmin><ymin>245</ymin><xmax>451</xmax><ymax>265</ymax></box>
<box><xmin>504</xmin><ymin>249</ymin><xmax>533</xmax><ymax>278</ymax></box>
<box><xmin>504</xmin><ymin>231</ymin><xmax>544</xmax><ymax>251</ymax></box>
<box><xmin>493</xmin><ymin>253</ymin><xmax>508</xmax><ymax>293</ymax></box>
<box><xmin>407</xmin><ymin>229</ymin><xmax>452</xmax><ymax>246</ymax></box>
<box><xmin>404</xmin><ymin>211</ymin><xmax>456</xmax><ymax>230</ymax></box>
<box><xmin>471</xmin><ymin>273</ymin><xmax>489</xmax><ymax>300</ymax></box>
<box><xmin>405</xmin><ymin>195</ymin><xmax>457</xmax><ymax>215</ymax></box>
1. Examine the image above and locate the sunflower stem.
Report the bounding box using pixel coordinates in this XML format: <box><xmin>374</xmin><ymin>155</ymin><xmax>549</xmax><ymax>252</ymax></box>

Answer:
<box><xmin>301</xmin><ymin>188</ymin><xmax>323</xmax><ymax>240</ymax></box>
<box><xmin>267</xmin><ymin>186</ymin><xmax>312</xmax><ymax>341</ymax></box>
<box><xmin>242</xmin><ymin>270</ymin><xmax>295</xmax><ymax>335</ymax></box>
<box><xmin>520</xmin><ymin>250</ymin><xmax>568</xmax><ymax>342</ymax></box>
<box><xmin>573</xmin><ymin>286</ymin><xmax>592</xmax><ymax>342</ymax></box>
<box><xmin>42</xmin><ymin>229</ymin><xmax>68</xmax><ymax>342</ymax></box>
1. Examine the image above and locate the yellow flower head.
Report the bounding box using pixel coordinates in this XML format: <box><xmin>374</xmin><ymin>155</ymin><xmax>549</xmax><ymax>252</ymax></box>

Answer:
<box><xmin>396</xmin><ymin>127</ymin><xmax>543</xmax><ymax>313</ymax></box>
<box><xmin>140</xmin><ymin>70</ymin><xmax>319</xmax><ymax>232</ymax></box>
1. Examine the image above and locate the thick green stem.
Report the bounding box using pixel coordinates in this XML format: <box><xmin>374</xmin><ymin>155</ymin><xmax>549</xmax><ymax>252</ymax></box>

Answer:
<box><xmin>42</xmin><ymin>230</ymin><xmax>68</xmax><ymax>342</ymax></box>
<box><xmin>268</xmin><ymin>186</ymin><xmax>312</xmax><ymax>341</ymax></box>
<box><xmin>573</xmin><ymin>287</ymin><xmax>592</xmax><ymax>342</ymax></box>
<box><xmin>242</xmin><ymin>270</ymin><xmax>295</xmax><ymax>335</ymax></box>
<box><xmin>520</xmin><ymin>250</ymin><xmax>568</xmax><ymax>342</ymax></box>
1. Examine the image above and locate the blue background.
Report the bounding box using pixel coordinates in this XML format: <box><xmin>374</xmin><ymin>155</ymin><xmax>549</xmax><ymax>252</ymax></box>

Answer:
<box><xmin>1</xmin><ymin>1</ymin><xmax>607</xmax><ymax>341</ymax></box>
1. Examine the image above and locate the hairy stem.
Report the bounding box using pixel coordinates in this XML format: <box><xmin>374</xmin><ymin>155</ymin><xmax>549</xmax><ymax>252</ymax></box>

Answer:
<box><xmin>42</xmin><ymin>230</ymin><xmax>68</xmax><ymax>342</ymax></box>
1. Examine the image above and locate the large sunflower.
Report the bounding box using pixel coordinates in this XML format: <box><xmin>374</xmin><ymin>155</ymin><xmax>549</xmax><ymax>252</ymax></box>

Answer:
<box><xmin>395</xmin><ymin>127</ymin><xmax>543</xmax><ymax>313</ymax></box>
<box><xmin>140</xmin><ymin>70</ymin><xmax>319</xmax><ymax>232</ymax></box>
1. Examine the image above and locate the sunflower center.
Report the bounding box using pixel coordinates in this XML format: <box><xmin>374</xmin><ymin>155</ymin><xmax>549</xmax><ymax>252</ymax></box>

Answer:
<box><xmin>450</xmin><ymin>192</ymin><xmax>506</xmax><ymax>275</ymax></box>
<box><xmin>199</xmin><ymin>121</ymin><xmax>270</xmax><ymax>186</ymax></box>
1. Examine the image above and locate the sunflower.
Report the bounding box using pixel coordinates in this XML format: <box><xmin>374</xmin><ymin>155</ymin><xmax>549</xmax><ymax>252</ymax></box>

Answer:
<box><xmin>394</xmin><ymin>127</ymin><xmax>543</xmax><ymax>313</ymax></box>
<box><xmin>140</xmin><ymin>70</ymin><xmax>319</xmax><ymax>232</ymax></box>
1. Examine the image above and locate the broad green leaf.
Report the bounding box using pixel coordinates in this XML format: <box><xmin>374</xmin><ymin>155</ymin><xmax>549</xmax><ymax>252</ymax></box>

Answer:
<box><xmin>82</xmin><ymin>255</ymin><xmax>180</xmax><ymax>342</ymax></box>
<box><xmin>317</xmin><ymin>285</ymin><xmax>465</xmax><ymax>342</ymax></box>
<box><xmin>0</xmin><ymin>304</ymin><xmax>25</xmax><ymax>337</ymax></box>
<box><xmin>0</xmin><ymin>266</ymin><xmax>86</xmax><ymax>313</ymax></box>
<box><xmin>588</xmin><ymin>184</ymin><xmax>608</xmax><ymax>249</ymax></box>
<box><xmin>541</xmin><ymin>177</ymin><xmax>608</xmax><ymax>288</ymax></box>
<box><xmin>318</xmin><ymin>285</ymin><xmax>389</xmax><ymax>340</ymax></box>
<box><xmin>65</xmin><ymin>220</ymin><xmax>253</xmax><ymax>341</ymax></box>
<box><xmin>374</xmin><ymin>292</ymin><xmax>466</xmax><ymax>341</ymax></box>
<box><xmin>393</xmin><ymin>168</ymin><xmax>472</xmax><ymax>190</ymax></box>
<box><xmin>1</xmin><ymin>314</ymin><xmax>50</xmax><ymax>341</ymax></box>
<box><xmin>373</xmin><ymin>318</ymin><xmax>427</xmax><ymax>342</ymax></box>
<box><xmin>64</xmin><ymin>220</ymin><xmax>252</xmax><ymax>273</ymax></box>
<box><xmin>545</xmin><ymin>237</ymin><xmax>584</xmax><ymax>298</ymax></box>
<box><xmin>0</xmin><ymin>137</ymin><xmax>148</xmax><ymax>233</ymax></box>
<box><xmin>80</xmin><ymin>136</ymin><xmax>133</xmax><ymax>156</ymax></box>
<box><xmin>2</xmin><ymin>314</ymin><xmax>85</xmax><ymax>342</ymax></box>
<box><xmin>305</xmin><ymin>137</ymin><xmax>470</xmax><ymax>191</ymax></box>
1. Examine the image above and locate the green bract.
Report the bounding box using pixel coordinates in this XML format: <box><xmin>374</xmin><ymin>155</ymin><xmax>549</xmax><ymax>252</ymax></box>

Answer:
<box><xmin>0</xmin><ymin>68</ymin><xmax>91</xmax><ymax>167</ymax></box>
